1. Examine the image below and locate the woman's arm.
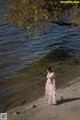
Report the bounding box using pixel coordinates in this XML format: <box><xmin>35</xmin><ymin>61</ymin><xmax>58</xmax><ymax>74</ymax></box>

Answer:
<box><xmin>50</xmin><ymin>73</ymin><xmax>55</xmax><ymax>84</ymax></box>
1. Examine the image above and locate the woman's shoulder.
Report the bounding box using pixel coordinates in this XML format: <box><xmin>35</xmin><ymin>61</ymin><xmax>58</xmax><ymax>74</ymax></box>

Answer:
<box><xmin>51</xmin><ymin>71</ymin><xmax>54</xmax><ymax>74</ymax></box>
<box><xmin>50</xmin><ymin>72</ymin><xmax>54</xmax><ymax>76</ymax></box>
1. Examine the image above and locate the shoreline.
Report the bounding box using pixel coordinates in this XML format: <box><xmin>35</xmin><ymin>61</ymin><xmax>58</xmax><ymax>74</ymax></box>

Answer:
<box><xmin>0</xmin><ymin>60</ymin><xmax>80</xmax><ymax>112</ymax></box>
<box><xmin>7</xmin><ymin>78</ymin><xmax>80</xmax><ymax>120</ymax></box>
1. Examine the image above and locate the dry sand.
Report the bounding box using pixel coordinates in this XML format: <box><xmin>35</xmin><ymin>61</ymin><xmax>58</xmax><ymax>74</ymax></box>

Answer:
<box><xmin>7</xmin><ymin>78</ymin><xmax>80</xmax><ymax>120</ymax></box>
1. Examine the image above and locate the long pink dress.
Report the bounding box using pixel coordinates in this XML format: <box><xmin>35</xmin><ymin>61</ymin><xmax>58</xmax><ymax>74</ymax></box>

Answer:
<box><xmin>45</xmin><ymin>72</ymin><xmax>56</xmax><ymax>104</ymax></box>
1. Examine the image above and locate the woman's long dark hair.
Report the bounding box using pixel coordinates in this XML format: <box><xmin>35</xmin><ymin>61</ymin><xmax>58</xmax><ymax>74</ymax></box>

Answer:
<box><xmin>47</xmin><ymin>67</ymin><xmax>53</xmax><ymax>72</ymax></box>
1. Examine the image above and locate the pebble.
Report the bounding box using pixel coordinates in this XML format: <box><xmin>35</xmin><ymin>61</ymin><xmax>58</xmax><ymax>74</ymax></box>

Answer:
<box><xmin>21</xmin><ymin>100</ymin><xmax>26</xmax><ymax>105</ymax></box>
<box><xmin>13</xmin><ymin>111</ymin><xmax>20</xmax><ymax>115</ymax></box>
<box><xmin>32</xmin><ymin>105</ymin><xmax>37</xmax><ymax>108</ymax></box>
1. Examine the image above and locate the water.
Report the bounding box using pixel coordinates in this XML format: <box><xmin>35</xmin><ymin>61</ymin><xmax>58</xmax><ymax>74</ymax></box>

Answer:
<box><xmin>0</xmin><ymin>23</ymin><xmax>80</xmax><ymax>80</ymax></box>
<box><xmin>0</xmin><ymin>1</ymin><xmax>80</xmax><ymax>111</ymax></box>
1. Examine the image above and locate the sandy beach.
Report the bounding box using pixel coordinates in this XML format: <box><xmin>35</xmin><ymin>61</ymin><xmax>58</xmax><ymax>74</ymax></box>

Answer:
<box><xmin>7</xmin><ymin>78</ymin><xmax>80</xmax><ymax>120</ymax></box>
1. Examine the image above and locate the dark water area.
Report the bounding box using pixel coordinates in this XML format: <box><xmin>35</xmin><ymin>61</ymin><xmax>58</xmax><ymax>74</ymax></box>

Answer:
<box><xmin>0</xmin><ymin>1</ymin><xmax>80</xmax><ymax>111</ymax></box>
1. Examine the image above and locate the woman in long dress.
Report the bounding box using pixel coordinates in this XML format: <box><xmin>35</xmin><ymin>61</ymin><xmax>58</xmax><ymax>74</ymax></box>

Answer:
<box><xmin>45</xmin><ymin>67</ymin><xmax>57</xmax><ymax>105</ymax></box>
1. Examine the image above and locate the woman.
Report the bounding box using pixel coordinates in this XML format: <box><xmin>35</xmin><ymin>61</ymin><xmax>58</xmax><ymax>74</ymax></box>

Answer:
<box><xmin>45</xmin><ymin>67</ymin><xmax>57</xmax><ymax>105</ymax></box>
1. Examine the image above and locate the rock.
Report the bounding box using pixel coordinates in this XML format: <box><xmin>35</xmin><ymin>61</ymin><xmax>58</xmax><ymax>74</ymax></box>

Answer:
<box><xmin>21</xmin><ymin>100</ymin><xmax>26</xmax><ymax>105</ymax></box>
<box><xmin>13</xmin><ymin>111</ymin><xmax>20</xmax><ymax>115</ymax></box>
<box><xmin>32</xmin><ymin>105</ymin><xmax>37</xmax><ymax>108</ymax></box>
<box><xmin>16</xmin><ymin>111</ymin><xmax>20</xmax><ymax>114</ymax></box>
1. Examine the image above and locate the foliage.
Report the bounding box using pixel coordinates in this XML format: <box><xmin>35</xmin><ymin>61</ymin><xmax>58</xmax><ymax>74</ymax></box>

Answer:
<box><xmin>4</xmin><ymin>0</ymin><xmax>80</xmax><ymax>39</ymax></box>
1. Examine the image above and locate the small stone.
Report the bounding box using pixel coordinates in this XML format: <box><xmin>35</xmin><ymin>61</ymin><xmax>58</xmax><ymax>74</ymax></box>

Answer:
<box><xmin>32</xmin><ymin>105</ymin><xmax>37</xmax><ymax>108</ymax></box>
<box><xmin>21</xmin><ymin>100</ymin><xmax>25</xmax><ymax>105</ymax></box>
<box><xmin>16</xmin><ymin>111</ymin><xmax>20</xmax><ymax>114</ymax></box>
<box><xmin>13</xmin><ymin>111</ymin><xmax>20</xmax><ymax>115</ymax></box>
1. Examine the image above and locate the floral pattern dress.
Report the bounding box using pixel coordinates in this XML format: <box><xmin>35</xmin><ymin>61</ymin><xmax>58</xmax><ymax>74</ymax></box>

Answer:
<box><xmin>45</xmin><ymin>72</ymin><xmax>56</xmax><ymax>104</ymax></box>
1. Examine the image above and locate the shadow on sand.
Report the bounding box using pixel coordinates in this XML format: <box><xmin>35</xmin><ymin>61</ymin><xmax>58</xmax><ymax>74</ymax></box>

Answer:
<box><xmin>57</xmin><ymin>97</ymin><xmax>80</xmax><ymax>105</ymax></box>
